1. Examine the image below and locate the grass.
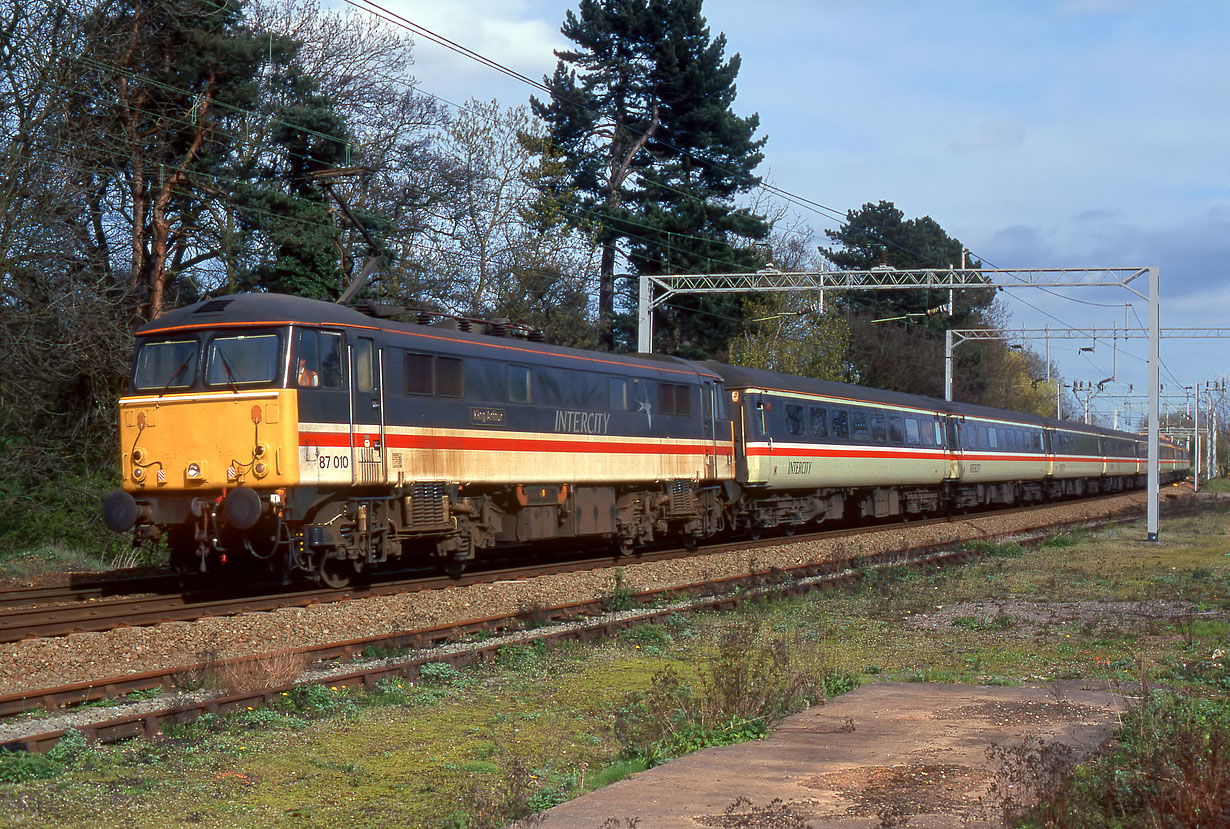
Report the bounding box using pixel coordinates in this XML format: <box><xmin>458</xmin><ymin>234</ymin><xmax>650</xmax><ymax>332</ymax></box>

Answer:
<box><xmin>0</xmin><ymin>503</ymin><xmax>1228</xmax><ymax>826</ymax></box>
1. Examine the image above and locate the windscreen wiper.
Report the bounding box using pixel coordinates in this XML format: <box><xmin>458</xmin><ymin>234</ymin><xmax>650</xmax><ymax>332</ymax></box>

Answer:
<box><xmin>157</xmin><ymin>357</ymin><xmax>193</xmax><ymax>397</ymax></box>
<box><xmin>217</xmin><ymin>349</ymin><xmax>241</xmax><ymax>394</ymax></box>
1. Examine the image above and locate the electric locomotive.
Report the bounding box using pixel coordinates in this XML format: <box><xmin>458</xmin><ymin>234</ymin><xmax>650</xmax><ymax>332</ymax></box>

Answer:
<box><xmin>103</xmin><ymin>293</ymin><xmax>734</xmax><ymax>585</ymax></box>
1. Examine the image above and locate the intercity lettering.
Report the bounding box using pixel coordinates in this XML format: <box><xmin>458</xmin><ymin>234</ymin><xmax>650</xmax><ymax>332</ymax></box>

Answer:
<box><xmin>554</xmin><ymin>410</ymin><xmax>612</xmax><ymax>434</ymax></box>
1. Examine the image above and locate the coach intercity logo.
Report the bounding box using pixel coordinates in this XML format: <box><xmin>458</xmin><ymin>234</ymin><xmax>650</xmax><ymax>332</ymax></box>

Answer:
<box><xmin>554</xmin><ymin>410</ymin><xmax>612</xmax><ymax>434</ymax></box>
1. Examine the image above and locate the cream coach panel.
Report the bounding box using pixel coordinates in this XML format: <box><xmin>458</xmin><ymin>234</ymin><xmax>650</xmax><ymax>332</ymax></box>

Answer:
<box><xmin>745</xmin><ymin>442</ymin><xmax>948</xmax><ymax>488</ymax></box>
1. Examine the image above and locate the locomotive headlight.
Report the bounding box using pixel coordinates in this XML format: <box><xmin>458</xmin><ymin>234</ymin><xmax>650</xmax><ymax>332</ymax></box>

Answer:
<box><xmin>131</xmin><ymin>448</ymin><xmax>145</xmax><ymax>463</ymax></box>
<box><xmin>253</xmin><ymin>461</ymin><xmax>268</xmax><ymax>478</ymax></box>
<box><xmin>186</xmin><ymin>463</ymin><xmax>201</xmax><ymax>479</ymax></box>
<box><xmin>131</xmin><ymin>467</ymin><xmax>145</xmax><ymax>481</ymax></box>
<box><xmin>254</xmin><ymin>443</ymin><xmax>268</xmax><ymax>458</ymax></box>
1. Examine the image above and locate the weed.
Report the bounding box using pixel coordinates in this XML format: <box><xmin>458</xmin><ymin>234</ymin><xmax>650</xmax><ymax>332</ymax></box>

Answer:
<box><xmin>980</xmin><ymin>735</ymin><xmax>1077</xmax><ymax>825</ymax></box>
<box><xmin>613</xmin><ymin>621</ymin><xmax>825</xmax><ymax>766</ymax></box>
<box><xmin>232</xmin><ymin>707</ymin><xmax>308</xmax><ymax>730</ymax></box>
<box><xmin>1027</xmin><ymin>690</ymin><xmax>1230</xmax><ymax>826</ymax></box>
<box><xmin>170</xmin><ymin>649</ymin><xmax>225</xmax><ymax>692</ymax></box>
<box><xmin>277</xmin><ymin>683</ymin><xmax>357</xmax><ymax>719</ymax></box>
<box><xmin>820</xmin><ymin>668</ymin><xmax>860</xmax><ymax>698</ymax></box>
<box><xmin>965</xmin><ymin>539</ymin><xmax>1025</xmax><ymax>558</ymax></box>
<box><xmin>161</xmin><ymin>712</ymin><xmax>220</xmax><ymax>740</ymax></box>
<box><xmin>624</xmin><ymin>624</ymin><xmax>671</xmax><ymax>648</ymax></box>
<box><xmin>219</xmin><ymin>649</ymin><xmax>307</xmax><ymax>695</ymax></box>
<box><xmin>497</xmin><ymin>642</ymin><xmax>548</xmax><ymax>670</ymax></box>
<box><xmin>419</xmin><ymin>661</ymin><xmax>469</xmax><ymax>687</ymax></box>
<box><xmin>1041</xmin><ymin>529</ymin><xmax>1085</xmax><ymax>548</ymax></box>
<box><xmin>601</xmin><ymin>567</ymin><xmax>636</xmax><ymax>612</ymax></box>
<box><xmin>124</xmin><ymin>685</ymin><xmax>163</xmax><ymax>702</ymax></box>
<box><xmin>0</xmin><ymin>729</ymin><xmax>89</xmax><ymax>784</ymax></box>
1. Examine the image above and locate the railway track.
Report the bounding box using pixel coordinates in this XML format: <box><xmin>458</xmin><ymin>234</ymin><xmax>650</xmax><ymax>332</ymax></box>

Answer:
<box><xmin>0</xmin><ymin>498</ymin><xmax>1152</xmax><ymax>753</ymax></box>
<box><xmin>0</xmin><ymin>494</ymin><xmax>1142</xmax><ymax>644</ymax></box>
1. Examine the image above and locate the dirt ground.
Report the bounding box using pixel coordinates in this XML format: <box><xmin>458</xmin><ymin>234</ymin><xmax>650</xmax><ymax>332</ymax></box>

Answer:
<box><xmin>537</xmin><ymin>681</ymin><xmax>1128</xmax><ymax>828</ymax></box>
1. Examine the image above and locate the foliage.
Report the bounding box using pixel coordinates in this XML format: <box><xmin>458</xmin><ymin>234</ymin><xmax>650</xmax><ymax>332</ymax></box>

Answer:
<box><xmin>964</xmin><ymin>539</ymin><xmax>1025</xmax><ymax>558</ymax></box>
<box><xmin>418</xmin><ymin>662</ymin><xmax>469</xmax><ymax>687</ymax></box>
<box><xmin>612</xmin><ymin>621</ymin><xmax>826</xmax><ymax>766</ymax></box>
<box><xmin>821</xmin><ymin>200</ymin><xmax>1063</xmax><ymax>408</ymax></box>
<box><xmin>384</xmin><ymin>99</ymin><xmax>598</xmax><ymax>345</ymax></box>
<box><xmin>533</xmin><ymin>0</ymin><xmax>768</xmax><ymax>355</ymax></box>
<box><xmin>0</xmin><ymin>729</ymin><xmax>89</xmax><ymax>784</ymax></box>
<box><xmin>728</xmin><ymin>293</ymin><xmax>850</xmax><ymax>381</ymax></box>
<box><xmin>1025</xmin><ymin>691</ymin><xmax>1230</xmax><ymax>827</ymax></box>
<box><xmin>600</xmin><ymin>567</ymin><xmax>636</xmax><ymax>612</ymax></box>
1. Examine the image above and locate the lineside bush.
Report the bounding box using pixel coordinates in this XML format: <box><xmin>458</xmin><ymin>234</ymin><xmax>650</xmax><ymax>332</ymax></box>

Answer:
<box><xmin>612</xmin><ymin>620</ymin><xmax>840</xmax><ymax>766</ymax></box>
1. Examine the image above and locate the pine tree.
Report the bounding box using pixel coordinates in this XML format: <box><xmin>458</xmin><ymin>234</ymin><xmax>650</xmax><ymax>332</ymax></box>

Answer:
<box><xmin>532</xmin><ymin>0</ymin><xmax>767</xmax><ymax>355</ymax></box>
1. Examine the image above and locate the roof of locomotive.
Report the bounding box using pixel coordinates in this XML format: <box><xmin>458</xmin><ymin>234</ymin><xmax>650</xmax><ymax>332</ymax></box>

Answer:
<box><xmin>138</xmin><ymin>292</ymin><xmax>720</xmax><ymax>381</ymax></box>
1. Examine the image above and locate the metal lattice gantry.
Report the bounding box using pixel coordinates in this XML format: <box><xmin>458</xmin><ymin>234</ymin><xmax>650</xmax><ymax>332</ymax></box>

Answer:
<box><xmin>944</xmin><ymin>326</ymin><xmax>1230</xmax><ymax>403</ymax></box>
<box><xmin>636</xmin><ymin>266</ymin><xmax>1165</xmax><ymax>541</ymax></box>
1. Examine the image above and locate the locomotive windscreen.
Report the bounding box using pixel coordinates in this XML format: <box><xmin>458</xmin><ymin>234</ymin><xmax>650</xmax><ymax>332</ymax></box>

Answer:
<box><xmin>133</xmin><ymin>338</ymin><xmax>198</xmax><ymax>391</ymax></box>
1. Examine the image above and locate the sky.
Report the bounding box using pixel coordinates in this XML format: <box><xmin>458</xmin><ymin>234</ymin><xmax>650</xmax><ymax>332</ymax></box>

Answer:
<box><xmin>345</xmin><ymin>0</ymin><xmax>1229</xmax><ymax>428</ymax></box>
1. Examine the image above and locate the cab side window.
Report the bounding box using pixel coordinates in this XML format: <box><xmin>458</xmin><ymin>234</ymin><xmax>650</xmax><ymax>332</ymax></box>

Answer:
<box><xmin>297</xmin><ymin>329</ymin><xmax>344</xmax><ymax>389</ymax></box>
<box><xmin>354</xmin><ymin>338</ymin><xmax>377</xmax><ymax>393</ymax></box>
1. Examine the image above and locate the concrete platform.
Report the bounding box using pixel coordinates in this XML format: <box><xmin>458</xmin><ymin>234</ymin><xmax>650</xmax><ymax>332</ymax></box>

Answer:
<box><xmin>537</xmin><ymin>681</ymin><xmax>1126</xmax><ymax>828</ymax></box>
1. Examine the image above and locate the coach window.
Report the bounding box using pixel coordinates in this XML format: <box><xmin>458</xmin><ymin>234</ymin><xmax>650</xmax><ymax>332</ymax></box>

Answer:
<box><xmin>610</xmin><ymin>377</ymin><xmax>628</xmax><ymax>410</ymax></box>
<box><xmin>904</xmin><ymin>417</ymin><xmax>921</xmax><ymax>446</ymax></box>
<box><xmin>810</xmin><ymin>407</ymin><xmax>827</xmax><ymax>438</ymax></box>
<box><xmin>870</xmin><ymin>412</ymin><xmax>887</xmax><ymax>443</ymax></box>
<box><xmin>675</xmin><ymin>385</ymin><xmax>692</xmax><ymax>416</ymax></box>
<box><xmin>988</xmin><ymin>427</ymin><xmax>998</xmax><ymax>449</ymax></box>
<box><xmin>998</xmin><ymin>428</ymin><xmax>1008</xmax><ymax>450</ymax></box>
<box><xmin>437</xmin><ymin>357</ymin><xmax>463</xmax><ymax>397</ymax></box>
<box><xmin>755</xmin><ymin>399</ymin><xmax>767</xmax><ymax>435</ymax></box>
<box><xmin>785</xmin><ymin>405</ymin><xmax>804</xmax><ymax>436</ymax></box>
<box><xmin>831</xmin><ymin>409</ymin><xmax>849</xmax><ymax>440</ymax></box>
<box><xmin>509</xmin><ymin>365</ymin><xmax>532</xmax><ymax>403</ymax></box>
<box><xmin>852</xmin><ymin>411</ymin><xmax>869</xmax><ymax>441</ymax></box>
<box><xmin>888</xmin><ymin>415</ymin><xmax>905</xmax><ymax>444</ymax></box>
<box><xmin>405</xmin><ymin>352</ymin><xmax>433</xmax><ymax>395</ymax></box>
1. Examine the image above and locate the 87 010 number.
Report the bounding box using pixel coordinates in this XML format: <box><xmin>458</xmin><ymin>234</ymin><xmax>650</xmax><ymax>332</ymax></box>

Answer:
<box><xmin>318</xmin><ymin>454</ymin><xmax>350</xmax><ymax>470</ymax></box>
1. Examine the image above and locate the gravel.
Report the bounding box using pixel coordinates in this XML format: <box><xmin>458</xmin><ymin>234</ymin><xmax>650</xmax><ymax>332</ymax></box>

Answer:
<box><xmin>0</xmin><ymin>491</ymin><xmax>1157</xmax><ymax>734</ymax></box>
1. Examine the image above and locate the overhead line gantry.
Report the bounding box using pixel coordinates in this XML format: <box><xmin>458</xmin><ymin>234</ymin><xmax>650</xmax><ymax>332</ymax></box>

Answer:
<box><xmin>637</xmin><ymin>266</ymin><xmax>1165</xmax><ymax>540</ymax></box>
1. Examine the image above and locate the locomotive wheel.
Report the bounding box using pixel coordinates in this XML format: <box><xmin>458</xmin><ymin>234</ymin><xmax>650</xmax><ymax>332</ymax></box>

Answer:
<box><xmin>442</xmin><ymin>558</ymin><xmax>466</xmax><ymax>578</ymax></box>
<box><xmin>317</xmin><ymin>555</ymin><xmax>355</xmax><ymax>589</ymax></box>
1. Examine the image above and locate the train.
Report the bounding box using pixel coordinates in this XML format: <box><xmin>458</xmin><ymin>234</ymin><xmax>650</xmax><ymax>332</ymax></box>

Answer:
<box><xmin>102</xmin><ymin>293</ymin><xmax>1190</xmax><ymax>586</ymax></box>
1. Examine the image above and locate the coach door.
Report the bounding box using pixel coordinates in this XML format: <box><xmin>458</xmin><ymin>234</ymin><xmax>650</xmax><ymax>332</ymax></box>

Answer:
<box><xmin>348</xmin><ymin>336</ymin><xmax>386</xmax><ymax>486</ymax></box>
<box><xmin>701</xmin><ymin>380</ymin><xmax>718</xmax><ymax>479</ymax></box>
<box><xmin>946</xmin><ymin>416</ymin><xmax>964</xmax><ymax>479</ymax></box>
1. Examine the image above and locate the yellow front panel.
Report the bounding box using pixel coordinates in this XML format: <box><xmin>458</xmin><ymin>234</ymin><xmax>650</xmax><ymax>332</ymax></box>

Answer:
<box><xmin>118</xmin><ymin>389</ymin><xmax>300</xmax><ymax>493</ymax></box>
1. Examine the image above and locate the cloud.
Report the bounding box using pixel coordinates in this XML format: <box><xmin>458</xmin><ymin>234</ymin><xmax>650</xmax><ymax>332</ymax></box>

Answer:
<box><xmin>377</xmin><ymin>1</ymin><xmax>564</xmax><ymax>105</ymax></box>
<box><xmin>948</xmin><ymin>117</ymin><xmax>1027</xmax><ymax>155</ymax></box>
